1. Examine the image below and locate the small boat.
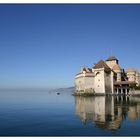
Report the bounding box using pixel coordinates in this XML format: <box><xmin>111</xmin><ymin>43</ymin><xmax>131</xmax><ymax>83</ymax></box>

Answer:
<box><xmin>57</xmin><ymin>92</ymin><xmax>60</xmax><ymax>95</ymax></box>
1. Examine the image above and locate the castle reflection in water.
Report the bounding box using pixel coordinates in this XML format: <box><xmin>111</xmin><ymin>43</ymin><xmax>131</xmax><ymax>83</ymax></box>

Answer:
<box><xmin>75</xmin><ymin>96</ymin><xmax>140</xmax><ymax>130</ymax></box>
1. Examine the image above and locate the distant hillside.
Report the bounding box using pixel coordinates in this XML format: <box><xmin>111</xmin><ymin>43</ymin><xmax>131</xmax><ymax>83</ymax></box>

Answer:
<box><xmin>52</xmin><ymin>87</ymin><xmax>75</xmax><ymax>94</ymax></box>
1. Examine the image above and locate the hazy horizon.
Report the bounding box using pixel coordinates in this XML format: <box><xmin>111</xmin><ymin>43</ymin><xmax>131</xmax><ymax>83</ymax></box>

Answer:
<box><xmin>0</xmin><ymin>86</ymin><xmax>75</xmax><ymax>90</ymax></box>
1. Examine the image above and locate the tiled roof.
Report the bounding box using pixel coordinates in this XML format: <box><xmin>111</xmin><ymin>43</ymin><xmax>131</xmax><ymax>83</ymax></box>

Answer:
<box><xmin>106</xmin><ymin>56</ymin><xmax>118</xmax><ymax>61</ymax></box>
<box><xmin>127</xmin><ymin>67</ymin><xmax>135</xmax><ymax>72</ymax></box>
<box><xmin>113</xmin><ymin>64</ymin><xmax>121</xmax><ymax>71</ymax></box>
<box><xmin>86</xmin><ymin>68</ymin><xmax>92</xmax><ymax>73</ymax></box>
<box><xmin>81</xmin><ymin>67</ymin><xmax>92</xmax><ymax>73</ymax></box>
<box><xmin>93</xmin><ymin>60</ymin><xmax>111</xmax><ymax>71</ymax></box>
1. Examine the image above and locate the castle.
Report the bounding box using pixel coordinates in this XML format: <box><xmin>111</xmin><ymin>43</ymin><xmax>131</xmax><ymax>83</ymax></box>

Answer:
<box><xmin>75</xmin><ymin>56</ymin><xmax>140</xmax><ymax>95</ymax></box>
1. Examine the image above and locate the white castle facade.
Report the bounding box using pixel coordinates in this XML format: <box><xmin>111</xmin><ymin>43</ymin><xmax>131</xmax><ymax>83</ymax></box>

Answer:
<box><xmin>75</xmin><ymin>56</ymin><xmax>140</xmax><ymax>95</ymax></box>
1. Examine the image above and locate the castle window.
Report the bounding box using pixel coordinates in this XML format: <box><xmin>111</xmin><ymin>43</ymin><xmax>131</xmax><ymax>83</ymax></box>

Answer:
<box><xmin>98</xmin><ymin>85</ymin><xmax>100</xmax><ymax>87</ymax></box>
<box><xmin>96</xmin><ymin>72</ymin><xmax>100</xmax><ymax>76</ymax></box>
<box><xmin>98</xmin><ymin>79</ymin><xmax>100</xmax><ymax>81</ymax></box>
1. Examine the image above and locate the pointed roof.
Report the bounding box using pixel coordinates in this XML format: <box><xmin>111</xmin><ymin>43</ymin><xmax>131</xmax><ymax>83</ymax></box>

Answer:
<box><xmin>85</xmin><ymin>68</ymin><xmax>92</xmax><ymax>73</ymax></box>
<box><xmin>80</xmin><ymin>67</ymin><xmax>92</xmax><ymax>73</ymax></box>
<box><xmin>106</xmin><ymin>56</ymin><xmax>118</xmax><ymax>61</ymax></box>
<box><xmin>127</xmin><ymin>67</ymin><xmax>135</xmax><ymax>72</ymax></box>
<box><xmin>113</xmin><ymin>64</ymin><xmax>121</xmax><ymax>72</ymax></box>
<box><xmin>93</xmin><ymin>60</ymin><xmax>111</xmax><ymax>71</ymax></box>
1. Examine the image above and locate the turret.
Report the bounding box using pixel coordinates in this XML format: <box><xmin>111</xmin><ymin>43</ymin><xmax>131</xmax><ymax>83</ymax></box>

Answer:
<box><xmin>127</xmin><ymin>67</ymin><xmax>136</xmax><ymax>82</ymax></box>
<box><xmin>106</xmin><ymin>56</ymin><xmax>119</xmax><ymax>69</ymax></box>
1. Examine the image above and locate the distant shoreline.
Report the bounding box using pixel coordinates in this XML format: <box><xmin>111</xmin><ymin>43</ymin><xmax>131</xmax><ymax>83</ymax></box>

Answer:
<box><xmin>0</xmin><ymin>87</ymin><xmax>75</xmax><ymax>92</ymax></box>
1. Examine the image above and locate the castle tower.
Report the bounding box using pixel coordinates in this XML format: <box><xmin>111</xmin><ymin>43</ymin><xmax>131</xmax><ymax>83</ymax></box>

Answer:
<box><xmin>75</xmin><ymin>67</ymin><xmax>94</xmax><ymax>93</ymax></box>
<box><xmin>113</xmin><ymin>64</ymin><xmax>121</xmax><ymax>82</ymax></box>
<box><xmin>106</xmin><ymin>56</ymin><xmax>119</xmax><ymax>69</ymax></box>
<box><xmin>136</xmin><ymin>70</ymin><xmax>140</xmax><ymax>86</ymax></box>
<box><xmin>127</xmin><ymin>67</ymin><xmax>136</xmax><ymax>82</ymax></box>
<box><xmin>93</xmin><ymin>60</ymin><xmax>113</xmax><ymax>94</ymax></box>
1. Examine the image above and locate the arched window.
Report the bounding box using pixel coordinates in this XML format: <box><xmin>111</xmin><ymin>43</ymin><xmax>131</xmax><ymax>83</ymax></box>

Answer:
<box><xmin>96</xmin><ymin>72</ymin><xmax>100</xmax><ymax>76</ymax></box>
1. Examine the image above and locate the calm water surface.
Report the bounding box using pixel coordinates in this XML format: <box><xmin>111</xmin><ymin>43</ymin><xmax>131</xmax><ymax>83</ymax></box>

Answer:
<box><xmin>0</xmin><ymin>90</ymin><xmax>140</xmax><ymax>136</ymax></box>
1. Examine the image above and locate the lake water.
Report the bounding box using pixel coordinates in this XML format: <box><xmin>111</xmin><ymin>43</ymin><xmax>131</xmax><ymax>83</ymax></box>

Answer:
<box><xmin>0</xmin><ymin>90</ymin><xmax>140</xmax><ymax>136</ymax></box>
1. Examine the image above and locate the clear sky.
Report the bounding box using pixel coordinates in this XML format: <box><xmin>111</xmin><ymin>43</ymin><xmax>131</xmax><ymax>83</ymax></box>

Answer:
<box><xmin>0</xmin><ymin>4</ymin><xmax>140</xmax><ymax>89</ymax></box>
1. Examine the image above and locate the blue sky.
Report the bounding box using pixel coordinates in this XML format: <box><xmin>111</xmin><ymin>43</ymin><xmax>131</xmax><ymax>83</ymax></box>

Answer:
<box><xmin>0</xmin><ymin>4</ymin><xmax>140</xmax><ymax>89</ymax></box>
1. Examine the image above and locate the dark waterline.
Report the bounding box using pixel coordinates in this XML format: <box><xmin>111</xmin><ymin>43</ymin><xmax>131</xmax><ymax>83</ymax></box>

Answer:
<box><xmin>0</xmin><ymin>90</ymin><xmax>140</xmax><ymax>136</ymax></box>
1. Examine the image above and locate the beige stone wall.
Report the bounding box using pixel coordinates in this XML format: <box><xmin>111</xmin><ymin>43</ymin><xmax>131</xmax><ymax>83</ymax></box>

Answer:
<box><xmin>136</xmin><ymin>72</ymin><xmax>140</xmax><ymax>86</ymax></box>
<box><xmin>75</xmin><ymin>64</ymin><xmax>114</xmax><ymax>94</ymax></box>
<box><xmin>75</xmin><ymin>73</ymin><xmax>94</xmax><ymax>92</ymax></box>
<box><xmin>127</xmin><ymin>71</ymin><xmax>136</xmax><ymax>82</ymax></box>
<box><xmin>106</xmin><ymin>60</ymin><xmax>117</xmax><ymax>69</ymax></box>
<box><xmin>93</xmin><ymin>68</ymin><xmax>105</xmax><ymax>93</ymax></box>
<box><xmin>75</xmin><ymin>76</ymin><xmax>85</xmax><ymax>91</ymax></box>
<box><xmin>75</xmin><ymin>69</ymin><xmax>106</xmax><ymax>94</ymax></box>
<box><xmin>84</xmin><ymin>76</ymin><xmax>95</xmax><ymax>91</ymax></box>
<box><xmin>117</xmin><ymin>72</ymin><xmax>121</xmax><ymax>81</ymax></box>
<box><xmin>105</xmin><ymin>72</ymin><xmax>112</xmax><ymax>93</ymax></box>
<box><xmin>111</xmin><ymin>71</ymin><xmax>114</xmax><ymax>93</ymax></box>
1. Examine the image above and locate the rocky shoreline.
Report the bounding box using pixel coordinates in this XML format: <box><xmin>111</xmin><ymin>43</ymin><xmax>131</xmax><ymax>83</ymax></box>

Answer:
<box><xmin>72</xmin><ymin>91</ymin><xmax>140</xmax><ymax>97</ymax></box>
